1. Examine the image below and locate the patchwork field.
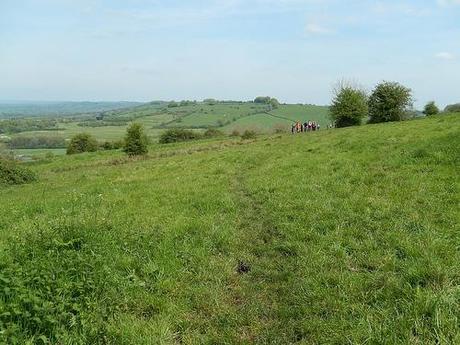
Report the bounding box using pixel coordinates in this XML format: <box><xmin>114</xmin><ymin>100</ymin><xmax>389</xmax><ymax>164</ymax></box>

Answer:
<box><xmin>2</xmin><ymin>102</ymin><xmax>330</xmax><ymax>157</ymax></box>
<box><xmin>1</xmin><ymin>114</ymin><xmax>459</xmax><ymax>344</ymax></box>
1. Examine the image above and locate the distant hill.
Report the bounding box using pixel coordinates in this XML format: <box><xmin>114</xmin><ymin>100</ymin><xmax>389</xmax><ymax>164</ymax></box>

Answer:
<box><xmin>101</xmin><ymin>101</ymin><xmax>330</xmax><ymax>132</ymax></box>
<box><xmin>444</xmin><ymin>103</ymin><xmax>460</xmax><ymax>113</ymax></box>
<box><xmin>1</xmin><ymin>100</ymin><xmax>331</xmax><ymax>141</ymax></box>
<box><xmin>0</xmin><ymin>101</ymin><xmax>146</xmax><ymax>119</ymax></box>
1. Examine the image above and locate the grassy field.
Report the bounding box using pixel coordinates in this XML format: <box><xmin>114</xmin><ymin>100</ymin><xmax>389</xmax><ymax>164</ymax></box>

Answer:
<box><xmin>269</xmin><ymin>104</ymin><xmax>330</xmax><ymax>125</ymax></box>
<box><xmin>165</xmin><ymin>103</ymin><xmax>269</xmax><ymax>128</ymax></box>
<box><xmin>222</xmin><ymin>105</ymin><xmax>330</xmax><ymax>132</ymax></box>
<box><xmin>1</xmin><ymin>113</ymin><xmax>458</xmax><ymax>344</ymax></box>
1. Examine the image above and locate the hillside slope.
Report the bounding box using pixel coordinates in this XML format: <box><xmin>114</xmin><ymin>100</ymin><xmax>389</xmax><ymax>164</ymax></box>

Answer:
<box><xmin>1</xmin><ymin>114</ymin><xmax>459</xmax><ymax>344</ymax></box>
<box><xmin>223</xmin><ymin>104</ymin><xmax>330</xmax><ymax>132</ymax></box>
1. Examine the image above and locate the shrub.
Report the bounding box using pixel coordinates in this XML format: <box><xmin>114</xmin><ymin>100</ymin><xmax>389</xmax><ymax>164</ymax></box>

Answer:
<box><xmin>100</xmin><ymin>140</ymin><xmax>124</xmax><ymax>151</ymax></box>
<box><xmin>241</xmin><ymin>130</ymin><xmax>257</xmax><ymax>140</ymax></box>
<box><xmin>0</xmin><ymin>158</ymin><xmax>37</xmax><ymax>185</ymax></box>
<box><xmin>100</xmin><ymin>141</ymin><xmax>113</xmax><ymax>150</ymax></box>
<box><xmin>368</xmin><ymin>81</ymin><xmax>413</xmax><ymax>123</ymax></box>
<box><xmin>329</xmin><ymin>82</ymin><xmax>368</xmax><ymax>128</ymax></box>
<box><xmin>159</xmin><ymin>129</ymin><xmax>201</xmax><ymax>144</ymax></box>
<box><xmin>423</xmin><ymin>101</ymin><xmax>440</xmax><ymax>116</ymax></box>
<box><xmin>203</xmin><ymin>128</ymin><xmax>224</xmax><ymax>138</ymax></box>
<box><xmin>66</xmin><ymin>133</ymin><xmax>98</xmax><ymax>155</ymax></box>
<box><xmin>124</xmin><ymin>123</ymin><xmax>148</xmax><ymax>156</ymax></box>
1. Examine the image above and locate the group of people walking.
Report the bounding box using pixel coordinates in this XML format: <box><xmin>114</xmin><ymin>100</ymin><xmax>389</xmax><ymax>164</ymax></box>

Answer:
<box><xmin>291</xmin><ymin>121</ymin><xmax>320</xmax><ymax>134</ymax></box>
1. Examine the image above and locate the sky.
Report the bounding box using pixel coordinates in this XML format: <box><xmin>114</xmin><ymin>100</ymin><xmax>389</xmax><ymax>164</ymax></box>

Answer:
<box><xmin>1</xmin><ymin>0</ymin><xmax>459</xmax><ymax>108</ymax></box>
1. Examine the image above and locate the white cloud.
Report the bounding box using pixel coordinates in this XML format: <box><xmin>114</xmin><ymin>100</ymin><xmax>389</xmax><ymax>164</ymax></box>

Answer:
<box><xmin>305</xmin><ymin>23</ymin><xmax>332</xmax><ymax>34</ymax></box>
<box><xmin>372</xmin><ymin>2</ymin><xmax>431</xmax><ymax>16</ymax></box>
<box><xmin>435</xmin><ymin>52</ymin><xmax>455</xmax><ymax>60</ymax></box>
<box><xmin>437</xmin><ymin>0</ymin><xmax>460</xmax><ymax>6</ymax></box>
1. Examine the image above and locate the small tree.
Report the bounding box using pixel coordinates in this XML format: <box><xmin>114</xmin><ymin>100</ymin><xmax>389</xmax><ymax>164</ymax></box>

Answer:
<box><xmin>368</xmin><ymin>81</ymin><xmax>413</xmax><ymax>123</ymax></box>
<box><xmin>66</xmin><ymin>133</ymin><xmax>98</xmax><ymax>155</ymax></box>
<box><xmin>423</xmin><ymin>101</ymin><xmax>439</xmax><ymax>116</ymax></box>
<box><xmin>329</xmin><ymin>82</ymin><xmax>368</xmax><ymax>128</ymax></box>
<box><xmin>124</xmin><ymin>123</ymin><xmax>148</xmax><ymax>156</ymax></box>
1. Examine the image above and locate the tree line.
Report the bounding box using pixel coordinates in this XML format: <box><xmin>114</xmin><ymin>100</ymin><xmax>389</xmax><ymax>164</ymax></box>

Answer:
<box><xmin>329</xmin><ymin>80</ymin><xmax>447</xmax><ymax>128</ymax></box>
<box><xmin>0</xmin><ymin>118</ymin><xmax>59</xmax><ymax>134</ymax></box>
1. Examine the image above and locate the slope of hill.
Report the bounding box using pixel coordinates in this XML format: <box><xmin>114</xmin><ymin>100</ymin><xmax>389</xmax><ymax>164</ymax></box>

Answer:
<box><xmin>445</xmin><ymin>103</ymin><xmax>460</xmax><ymax>113</ymax></box>
<box><xmin>223</xmin><ymin>104</ymin><xmax>330</xmax><ymax>132</ymax></box>
<box><xmin>1</xmin><ymin>114</ymin><xmax>459</xmax><ymax>344</ymax></box>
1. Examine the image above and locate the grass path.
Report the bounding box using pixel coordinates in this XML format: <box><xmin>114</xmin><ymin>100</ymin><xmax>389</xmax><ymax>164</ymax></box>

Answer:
<box><xmin>230</xmin><ymin>165</ymin><xmax>287</xmax><ymax>343</ymax></box>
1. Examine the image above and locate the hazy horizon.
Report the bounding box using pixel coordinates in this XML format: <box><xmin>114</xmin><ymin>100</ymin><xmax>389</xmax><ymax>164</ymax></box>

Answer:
<box><xmin>1</xmin><ymin>0</ymin><xmax>459</xmax><ymax>108</ymax></box>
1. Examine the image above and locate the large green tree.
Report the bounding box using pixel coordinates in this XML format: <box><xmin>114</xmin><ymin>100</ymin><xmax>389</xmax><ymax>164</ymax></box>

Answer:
<box><xmin>423</xmin><ymin>101</ymin><xmax>440</xmax><ymax>116</ymax></box>
<box><xmin>124</xmin><ymin>123</ymin><xmax>148</xmax><ymax>156</ymax></box>
<box><xmin>368</xmin><ymin>81</ymin><xmax>413</xmax><ymax>123</ymax></box>
<box><xmin>329</xmin><ymin>83</ymin><xmax>368</xmax><ymax>127</ymax></box>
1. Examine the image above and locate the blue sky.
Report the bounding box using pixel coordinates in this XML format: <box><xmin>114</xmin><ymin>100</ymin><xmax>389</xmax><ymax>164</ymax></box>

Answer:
<box><xmin>1</xmin><ymin>0</ymin><xmax>459</xmax><ymax>108</ymax></box>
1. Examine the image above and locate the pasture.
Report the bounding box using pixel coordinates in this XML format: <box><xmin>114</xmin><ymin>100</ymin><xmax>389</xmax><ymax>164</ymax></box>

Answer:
<box><xmin>1</xmin><ymin>114</ymin><xmax>459</xmax><ymax>344</ymax></box>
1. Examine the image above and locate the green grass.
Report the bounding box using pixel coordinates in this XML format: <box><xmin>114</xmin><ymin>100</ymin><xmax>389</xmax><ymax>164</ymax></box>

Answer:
<box><xmin>0</xmin><ymin>114</ymin><xmax>459</xmax><ymax>344</ymax></box>
<box><xmin>223</xmin><ymin>104</ymin><xmax>330</xmax><ymax>133</ymax></box>
<box><xmin>222</xmin><ymin>113</ymin><xmax>289</xmax><ymax>132</ymax></box>
<box><xmin>167</xmin><ymin>103</ymin><xmax>269</xmax><ymax>128</ymax></box>
<box><xmin>269</xmin><ymin>104</ymin><xmax>330</xmax><ymax>125</ymax></box>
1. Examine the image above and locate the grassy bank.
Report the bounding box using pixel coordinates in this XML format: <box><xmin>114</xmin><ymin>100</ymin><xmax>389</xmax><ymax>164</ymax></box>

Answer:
<box><xmin>0</xmin><ymin>114</ymin><xmax>459</xmax><ymax>344</ymax></box>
